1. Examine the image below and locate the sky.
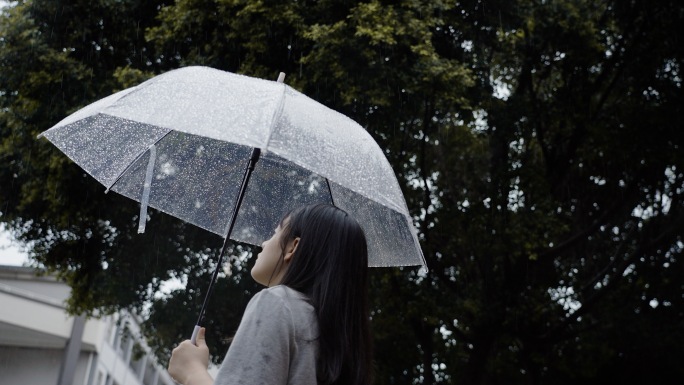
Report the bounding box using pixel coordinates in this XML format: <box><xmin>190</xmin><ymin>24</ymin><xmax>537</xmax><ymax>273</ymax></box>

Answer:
<box><xmin>0</xmin><ymin>226</ymin><xmax>29</xmax><ymax>266</ymax></box>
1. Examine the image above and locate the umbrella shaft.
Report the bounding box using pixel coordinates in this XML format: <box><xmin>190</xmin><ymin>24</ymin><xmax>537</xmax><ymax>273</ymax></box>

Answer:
<box><xmin>195</xmin><ymin>147</ymin><xmax>262</xmax><ymax>329</ymax></box>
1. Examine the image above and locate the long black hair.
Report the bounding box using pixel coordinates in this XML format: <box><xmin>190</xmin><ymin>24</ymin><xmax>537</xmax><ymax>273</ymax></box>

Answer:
<box><xmin>277</xmin><ymin>204</ymin><xmax>372</xmax><ymax>385</ymax></box>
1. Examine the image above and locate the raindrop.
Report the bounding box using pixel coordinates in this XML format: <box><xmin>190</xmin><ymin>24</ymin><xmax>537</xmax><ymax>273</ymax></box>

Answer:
<box><xmin>160</xmin><ymin>161</ymin><xmax>176</xmax><ymax>176</ymax></box>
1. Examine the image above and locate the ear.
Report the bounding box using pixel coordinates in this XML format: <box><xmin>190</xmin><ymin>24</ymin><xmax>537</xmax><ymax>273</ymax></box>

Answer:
<box><xmin>283</xmin><ymin>237</ymin><xmax>300</xmax><ymax>263</ymax></box>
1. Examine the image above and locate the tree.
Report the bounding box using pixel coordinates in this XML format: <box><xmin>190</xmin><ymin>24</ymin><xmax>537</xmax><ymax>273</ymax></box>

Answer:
<box><xmin>0</xmin><ymin>0</ymin><xmax>214</xmax><ymax>314</ymax></box>
<box><xmin>1</xmin><ymin>0</ymin><xmax>683</xmax><ymax>384</ymax></box>
<box><xmin>420</xmin><ymin>0</ymin><xmax>684</xmax><ymax>383</ymax></box>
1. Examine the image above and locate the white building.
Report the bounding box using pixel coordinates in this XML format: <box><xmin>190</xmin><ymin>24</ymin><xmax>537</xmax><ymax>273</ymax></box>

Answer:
<box><xmin>0</xmin><ymin>265</ymin><xmax>175</xmax><ymax>385</ymax></box>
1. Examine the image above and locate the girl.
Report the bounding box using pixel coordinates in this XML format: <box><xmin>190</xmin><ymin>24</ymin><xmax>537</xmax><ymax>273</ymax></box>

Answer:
<box><xmin>168</xmin><ymin>204</ymin><xmax>372</xmax><ymax>385</ymax></box>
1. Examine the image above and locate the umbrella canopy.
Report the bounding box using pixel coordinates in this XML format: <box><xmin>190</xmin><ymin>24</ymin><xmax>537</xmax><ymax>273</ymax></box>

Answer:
<box><xmin>38</xmin><ymin>66</ymin><xmax>425</xmax><ymax>268</ymax></box>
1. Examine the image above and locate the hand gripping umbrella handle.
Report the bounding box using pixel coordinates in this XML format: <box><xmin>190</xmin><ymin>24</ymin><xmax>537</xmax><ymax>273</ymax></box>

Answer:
<box><xmin>190</xmin><ymin>147</ymin><xmax>261</xmax><ymax>345</ymax></box>
<box><xmin>190</xmin><ymin>325</ymin><xmax>202</xmax><ymax>345</ymax></box>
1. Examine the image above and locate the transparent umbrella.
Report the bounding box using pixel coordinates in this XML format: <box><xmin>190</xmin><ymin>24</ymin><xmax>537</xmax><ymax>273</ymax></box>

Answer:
<box><xmin>38</xmin><ymin>66</ymin><xmax>425</xmax><ymax>342</ymax></box>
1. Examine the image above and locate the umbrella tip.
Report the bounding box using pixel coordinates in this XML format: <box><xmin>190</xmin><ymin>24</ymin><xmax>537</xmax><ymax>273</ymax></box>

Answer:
<box><xmin>277</xmin><ymin>72</ymin><xmax>286</xmax><ymax>83</ymax></box>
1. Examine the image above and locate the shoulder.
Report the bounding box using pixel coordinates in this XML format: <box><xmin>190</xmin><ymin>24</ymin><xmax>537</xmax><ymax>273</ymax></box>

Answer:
<box><xmin>248</xmin><ymin>285</ymin><xmax>318</xmax><ymax>340</ymax></box>
<box><xmin>249</xmin><ymin>286</ymin><xmax>313</xmax><ymax>317</ymax></box>
<box><xmin>262</xmin><ymin>285</ymin><xmax>310</xmax><ymax>302</ymax></box>
<box><xmin>249</xmin><ymin>285</ymin><xmax>308</xmax><ymax>305</ymax></box>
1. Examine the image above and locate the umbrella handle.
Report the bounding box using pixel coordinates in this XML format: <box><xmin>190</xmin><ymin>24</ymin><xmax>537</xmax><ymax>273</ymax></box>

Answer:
<box><xmin>192</xmin><ymin>147</ymin><xmax>262</xmax><ymax>345</ymax></box>
<box><xmin>190</xmin><ymin>324</ymin><xmax>201</xmax><ymax>345</ymax></box>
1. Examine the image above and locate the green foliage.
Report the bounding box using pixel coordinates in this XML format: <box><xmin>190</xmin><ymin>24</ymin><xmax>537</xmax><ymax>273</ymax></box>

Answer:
<box><xmin>1</xmin><ymin>0</ymin><xmax>683</xmax><ymax>383</ymax></box>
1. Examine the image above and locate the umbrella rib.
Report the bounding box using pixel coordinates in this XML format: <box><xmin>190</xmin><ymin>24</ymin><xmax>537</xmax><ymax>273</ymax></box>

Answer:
<box><xmin>104</xmin><ymin>129</ymin><xmax>173</xmax><ymax>193</ymax></box>
<box><xmin>325</xmin><ymin>178</ymin><xmax>336</xmax><ymax>206</ymax></box>
<box><xmin>261</xmin><ymin>83</ymin><xmax>287</xmax><ymax>150</ymax></box>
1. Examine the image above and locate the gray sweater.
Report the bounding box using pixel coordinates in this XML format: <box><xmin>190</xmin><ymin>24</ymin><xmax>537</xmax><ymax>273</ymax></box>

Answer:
<box><xmin>214</xmin><ymin>285</ymin><xmax>319</xmax><ymax>385</ymax></box>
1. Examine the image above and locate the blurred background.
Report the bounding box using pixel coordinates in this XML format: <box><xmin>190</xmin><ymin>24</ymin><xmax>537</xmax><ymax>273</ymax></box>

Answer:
<box><xmin>1</xmin><ymin>0</ymin><xmax>682</xmax><ymax>384</ymax></box>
